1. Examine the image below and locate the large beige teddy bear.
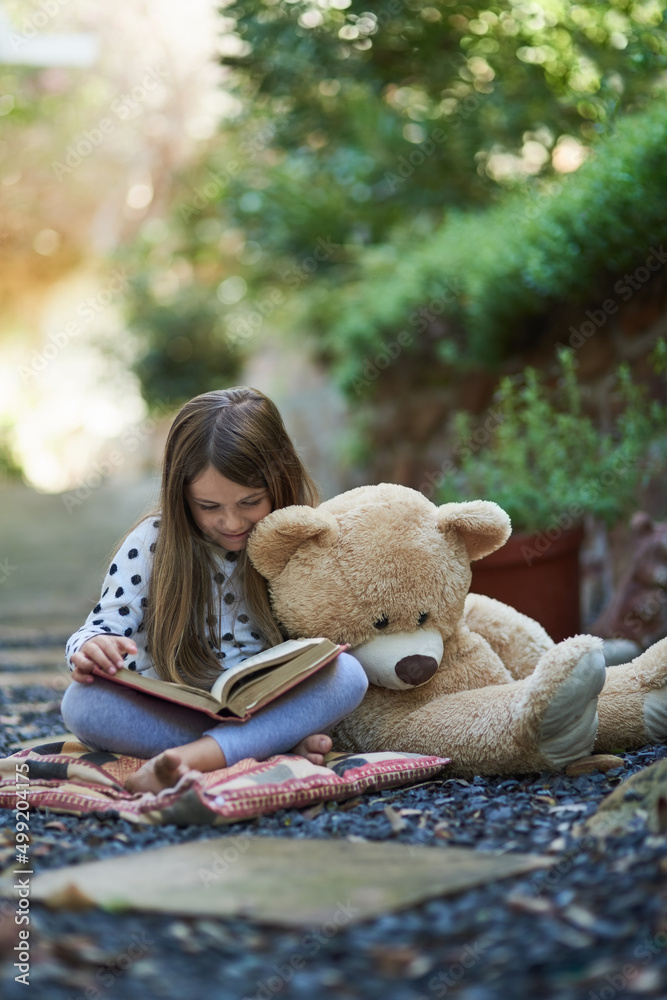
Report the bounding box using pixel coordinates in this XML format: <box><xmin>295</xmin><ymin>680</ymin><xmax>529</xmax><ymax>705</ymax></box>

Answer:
<box><xmin>247</xmin><ymin>484</ymin><xmax>667</xmax><ymax>777</ymax></box>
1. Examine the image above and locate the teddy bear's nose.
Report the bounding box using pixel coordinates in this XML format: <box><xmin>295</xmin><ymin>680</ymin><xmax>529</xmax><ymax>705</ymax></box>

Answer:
<box><xmin>395</xmin><ymin>654</ymin><xmax>439</xmax><ymax>686</ymax></box>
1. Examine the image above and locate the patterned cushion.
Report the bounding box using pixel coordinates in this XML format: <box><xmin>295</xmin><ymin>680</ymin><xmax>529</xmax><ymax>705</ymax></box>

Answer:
<box><xmin>0</xmin><ymin>742</ymin><xmax>449</xmax><ymax>826</ymax></box>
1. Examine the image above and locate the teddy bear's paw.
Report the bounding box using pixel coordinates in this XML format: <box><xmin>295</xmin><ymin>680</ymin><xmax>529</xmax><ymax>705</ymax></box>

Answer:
<box><xmin>538</xmin><ymin>648</ymin><xmax>606</xmax><ymax>769</ymax></box>
<box><xmin>644</xmin><ymin>687</ymin><xmax>667</xmax><ymax>743</ymax></box>
<box><xmin>622</xmin><ymin>636</ymin><xmax>667</xmax><ymax>743</ymax></box>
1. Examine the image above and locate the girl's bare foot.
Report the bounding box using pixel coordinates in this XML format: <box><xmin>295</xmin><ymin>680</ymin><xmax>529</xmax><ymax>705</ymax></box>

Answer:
<box><xmin>124</xmin><ymin>750</ymin><xmax>192</xmax><ymax>795</ymax></box>
<box><xmin>291</xmin><ymin>733</ymin><xmax>332</xmax><ymax>766</ymax></box>
<box><xmin>124</xmin><ymin>737</ymin><xmax>227</xmax><ymax>795</ymax></box>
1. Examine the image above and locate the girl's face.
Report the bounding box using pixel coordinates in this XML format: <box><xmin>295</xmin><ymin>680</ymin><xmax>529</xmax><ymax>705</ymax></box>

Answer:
<box><xmin>185</xmin><ymin>466</ymin><xmax>272</xmax><ymax>551</ymax></box>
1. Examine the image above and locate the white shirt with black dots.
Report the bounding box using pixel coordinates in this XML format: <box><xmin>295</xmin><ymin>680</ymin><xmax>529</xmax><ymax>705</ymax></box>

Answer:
<box><xmin>65</xmin><ymin>516</ymin><xmax>266</xmax><ymax>681</ymax></box>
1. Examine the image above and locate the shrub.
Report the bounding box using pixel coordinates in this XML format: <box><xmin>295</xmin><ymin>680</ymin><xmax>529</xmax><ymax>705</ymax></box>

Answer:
<box><xmin>315</xmin><ymin>97</ymin><xmax>667</xmax><ymax>395</ymax></box>
<box><xmin>436</xmin><ymin>343</ymin><xmax>667</xmax><ymax>534</ymax></box>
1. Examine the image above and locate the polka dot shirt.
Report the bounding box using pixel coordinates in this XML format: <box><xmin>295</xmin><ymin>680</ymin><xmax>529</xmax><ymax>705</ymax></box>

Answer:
<box><xmin>65</xmin><ymin>517</ymin><xmax>266</xmax><ymax>681</ymax></box>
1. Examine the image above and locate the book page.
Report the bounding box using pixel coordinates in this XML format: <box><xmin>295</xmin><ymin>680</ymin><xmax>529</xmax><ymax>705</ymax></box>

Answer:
<box><xmin>224</xmin><ymin>647</ymin><xmax>335</xmax><ymax>715</ymax></box>
<box><xmin>209</xmin><ymin>638</ymin><xmax>328</xmax><ymax>703</ymax></box>
<box><xmin>102</xmin><ymin>669</ymin><xmax>222</xmax><ymax>711</ymax></box>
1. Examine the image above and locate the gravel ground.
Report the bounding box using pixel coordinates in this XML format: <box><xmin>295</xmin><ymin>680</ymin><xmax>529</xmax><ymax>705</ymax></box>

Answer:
<box><xmin>1</xmin><ymin>642</ymin><xmax>666</xmax><ymax>1000</ymax></box>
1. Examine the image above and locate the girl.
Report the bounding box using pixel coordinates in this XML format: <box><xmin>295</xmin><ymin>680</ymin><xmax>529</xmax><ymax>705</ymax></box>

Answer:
<box><xmin>61</xmin><ymin>386</ymin><xmax>368</xmax><ymax>795</ymax></box>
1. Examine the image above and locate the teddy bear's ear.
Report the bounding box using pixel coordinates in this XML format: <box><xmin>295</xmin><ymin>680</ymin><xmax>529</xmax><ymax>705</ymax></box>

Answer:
<box><xmin>436</xmin><ymin>500</ymin><xmax>511</xmax><ymax>561</ymax></box>
<box><xmin>246</xmin><ymin>505</ymin><xmax>339</xmax><ymax>581</ymax></box>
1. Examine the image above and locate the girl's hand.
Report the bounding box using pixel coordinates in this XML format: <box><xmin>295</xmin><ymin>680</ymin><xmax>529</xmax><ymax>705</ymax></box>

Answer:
<box><xmin>70</xmin><ymin>636</ymin><xmax>138</xmax><ymax>684</ymax></box>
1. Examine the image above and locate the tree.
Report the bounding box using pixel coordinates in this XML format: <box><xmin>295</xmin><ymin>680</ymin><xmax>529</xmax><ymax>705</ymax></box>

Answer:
<box><xmin>217</xmin><ymin>0</ymin><xmax>667</xmax><ymax>259</ymax></box>
<box><xmin>119</xmin><ymin>1</ymin><xmax>667</xmax><ymax>483</ymax></box>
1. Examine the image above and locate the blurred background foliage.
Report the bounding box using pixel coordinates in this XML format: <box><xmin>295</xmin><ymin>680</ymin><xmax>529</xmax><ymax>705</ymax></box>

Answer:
<box><xmin>220</xmin><ymin>0</ymin><xmax>666</xmax><ymax>250</ymax></box>
<box><xmin>121</xmin><ymin>0</ymin><xmax>667</xmax><ymax>408</ymax></box>
<box><xmin>3</xmin><ymin>0</ymin><xmax>667</xmax><ymax>628</ymax></box>
<box><xmin>437</xmin><ymin>342</ymin><xmax>667</xmax><ymax>532</ymax></box>
<box><xmin>3</xmin><ymin>0</ymin><xmax>667</xmax><ymax>493</ymax></box>
<box><xmin>0</xmin><ymin>0</ymin><xmax>231</xmax><ymax>488</ymax></box>
<box><xmin>322</xmin><ymin>95</ymin><xmax>667</xmax><ymax>389</ymax></box>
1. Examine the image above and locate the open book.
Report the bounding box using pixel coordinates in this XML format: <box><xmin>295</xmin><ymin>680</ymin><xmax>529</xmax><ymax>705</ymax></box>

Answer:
<box><xmin>91</xmin><ymin>637</ymin><xmax>347</xmax><ymax>721</ymax></box>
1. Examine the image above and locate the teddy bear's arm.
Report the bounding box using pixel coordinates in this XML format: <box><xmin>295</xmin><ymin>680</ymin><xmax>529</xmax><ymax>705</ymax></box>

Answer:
<box><xmin>335</xmin><ymin>681</ymin><xmax>569</xmax><ymax>778</ymax></box>
<box><xmin>334</xmin><ymin>682</ymin><xmax>538</xmax><ymax>777</ymax></box>
<box><xmin>334</xmin><ymin>635</ymin><xmax>606</xmax><ymax>778</ymax></box>
<box><xmin>594</xmin><ymin>637</ymin><xmax>667</xmax><ymax>751</ymax></box>
<box><xmin>463</xmin><ymin>593</ymin><xmax>554</xmax><ymax>680</ymax></box>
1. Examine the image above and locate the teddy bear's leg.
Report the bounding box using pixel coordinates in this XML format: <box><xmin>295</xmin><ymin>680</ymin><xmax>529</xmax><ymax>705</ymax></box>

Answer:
<box><xmin>594</xmin><ymin>636</ymin><xmax>667</xmax><ymax>751</ymax></box>
<box><xmin>532</xmin><ymin>637</ymin><xmax>606</xmax><ymax>769</ymax></box>
<box><xmin>464</xmin><ymin>593</ymin><xmax>554</xmax><ymax>679</ymax></box>
<box><xmin>335</xmin><ymin>635</ymin><xmax>606</xmax><ymax>776</ymax></box>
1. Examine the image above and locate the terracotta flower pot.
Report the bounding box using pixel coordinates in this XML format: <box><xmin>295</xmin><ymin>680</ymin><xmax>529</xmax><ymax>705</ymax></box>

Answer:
<box><xmin>471</xmin><ymin>523</ymin><xmax>585</xmax><ymax>642</ymax></box>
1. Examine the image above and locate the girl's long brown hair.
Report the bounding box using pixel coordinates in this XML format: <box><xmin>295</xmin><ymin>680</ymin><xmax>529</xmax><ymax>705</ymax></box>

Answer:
<box><xmin>145</xmin><ymin>386</ymin><xmax>318</xmax><ymax>687</ymax></box>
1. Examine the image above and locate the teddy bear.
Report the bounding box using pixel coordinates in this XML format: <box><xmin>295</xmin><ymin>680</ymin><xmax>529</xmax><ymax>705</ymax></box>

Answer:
<box><xmin>247</xmin><ymin>483</ymin><xmax>667</xmax><ymax>777</ymax></box>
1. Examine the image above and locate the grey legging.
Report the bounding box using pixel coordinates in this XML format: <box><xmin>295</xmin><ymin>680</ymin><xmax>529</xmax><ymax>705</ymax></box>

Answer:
<box><xmin>60</xmin><ymin>652</ymin><xmax>368</xmax><ymax>767</ymax></box>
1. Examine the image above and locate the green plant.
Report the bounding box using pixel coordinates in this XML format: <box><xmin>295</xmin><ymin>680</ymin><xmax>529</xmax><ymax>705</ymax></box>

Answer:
<box><xmin>315</xmin><ymin>95</ymin><xmax>667</xmax><ymax>396</ymax></box>
<box><xmin>437</xmin><ymin>344</ymin><xmax>667</xmax><ymax>535</ymax></box>
<box><xmin>219</xmin><ymin>0</ymin><xmax>667</xmax><ymax>260</ymax></box>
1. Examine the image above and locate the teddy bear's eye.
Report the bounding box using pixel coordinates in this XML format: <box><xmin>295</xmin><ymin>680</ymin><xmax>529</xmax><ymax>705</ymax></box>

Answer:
<box><xmin>374</xmin><ymin>616</ymin><xmax>389</xmax><ymax>630</ymax></box>
<box><xmin>418</xmin><ymin>612</ymin><xmax>428</xmax><ymax>626</ymax></box>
